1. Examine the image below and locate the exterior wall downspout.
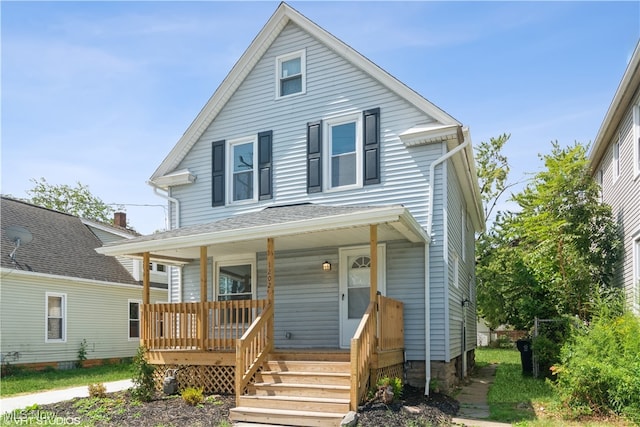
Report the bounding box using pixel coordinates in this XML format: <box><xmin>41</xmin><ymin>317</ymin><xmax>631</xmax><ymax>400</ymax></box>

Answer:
<box><xmin>424</xmin><ymin>240</ymin><xmax>431</xmax><ymax>395</ymax></box>
<box><xmin>426</xmin><ymin>126</ymin><xmax>469</xmax><ymax>391</ymax></box>
<box><xmin>149</xmin><ymin>182</ymin><xmax>181</xmax><ymax>302</ymax></box>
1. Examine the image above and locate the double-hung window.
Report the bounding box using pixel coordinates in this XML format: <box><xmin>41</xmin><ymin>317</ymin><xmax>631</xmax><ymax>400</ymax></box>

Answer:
<box><xmin>128</xmin><ymin>300</ymin><xmax>141</xmax><ymax>340</ymax></box>
<box><xmin>46</xmin><ymin>293</ymin><xmax>66</xmax><ymax>342</ymax></box>
<box><xmin>276</xmin><ymin>50</ymin><xmax>306</xmax><ymax>98</ymax></box>
<box><xmin>634</xmin><ymin>104</ymin><xmax>640</xmax><ymax>178</ymax></box>
<box><xmin>325</xmin><ymin>113</ymin><xmax>362</xmax><ymax>191</ymax></box>
<box><xmin>229</xmin><ymin>137</ymin><xmax>257</xmax><ymax>203</ymax></box>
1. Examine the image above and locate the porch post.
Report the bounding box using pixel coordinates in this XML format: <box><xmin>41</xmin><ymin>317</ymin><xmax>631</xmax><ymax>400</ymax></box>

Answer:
<box><xmin>370</xmin><ymin>224</ymin><xmax>378</xmax><ymax>302</ymax></box>
<box><xmin>267</xmin><ymin>238</ymin><xmax>275</xmax><ymax>347</ymax></box>
<box><xmin>370</xmin><ymin>224</ymin><xmax>378</xmax><ymax>348</ymax></box>
<box><xmin>142</xmin><ymin>252</ymin><xmax>150</xmax><ymax>346</ymax></box>
<box><xmin>199</xmin><ymin>246</ymin><xmax>208</xmax><ymax>350</ymax></box>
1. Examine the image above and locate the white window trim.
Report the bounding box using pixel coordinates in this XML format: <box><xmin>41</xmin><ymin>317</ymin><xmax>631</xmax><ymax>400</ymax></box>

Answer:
<box><xmin>214</xmin><ymin>255</ymin><xmax>257</xmax><ymax>301</ymax></box>
<box><xmin>275</xmin><ymin>49</ymin><xmax>306</xmax><ymax>100</ymax></box>
<box><xmin>453</xmin><ymin>252</ymin><xmax>460</xmax><ymax>288</ymax></box>
<box><xmin>612</xmin><ymin>134</ymin><xmax>621</xmax><ymax>183</ymax></box>
<box><xmin>634</xmin><ymin>232</ymin><xmax>640</xmax><ymax>314</ymax></box>
<box><xmin>461</xmin><ymin>210</ymin><xmax>467</xmax><ymax>262</ymax></box>
<box><xmin>226</xmin><ymin>136</ymin><xmax>258</xmax><ymax>205</ymax></box>
<box><xmin>596</xmin><ymin>168</ymin><xmax>604</xmax><ymax>202</ymax></box>
<box><xmin>128</xmin><ymin>299</ymin><xmax>142</xmax><ymax>341</ymax></box>
<box><xmin>323</xmin><ymin>112</ymin><xmax>363</xmax><ymax>192</ymax></box>
<box><xmin>633</xmin><ymin>104</ymin><xmax>640</xmax><ymax>179</ymax></box>
<box><xmin>45</xmin><ymin>292</ymin><xmax>66</xmax><ymax>343</ymax></box>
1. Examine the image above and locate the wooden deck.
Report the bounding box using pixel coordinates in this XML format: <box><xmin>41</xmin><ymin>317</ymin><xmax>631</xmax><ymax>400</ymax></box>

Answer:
<box><xmin>143</xmin><ymin>295</ymin><xmax>404</xmax><ymax>426</ymax></box>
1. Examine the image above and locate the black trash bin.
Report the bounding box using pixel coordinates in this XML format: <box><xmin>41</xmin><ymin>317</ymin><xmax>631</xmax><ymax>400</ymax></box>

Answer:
<box><xmin>516</xmin><ymin>339</ymin><xmax>533</xmax><ymax>376</ymax></box>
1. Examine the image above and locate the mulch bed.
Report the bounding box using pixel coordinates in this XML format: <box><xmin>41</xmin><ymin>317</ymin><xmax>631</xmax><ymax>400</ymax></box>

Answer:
<box><xmin>17</xmin><ymin>385</ymin><xmax>457</xmax><ymax>426</ymax></box>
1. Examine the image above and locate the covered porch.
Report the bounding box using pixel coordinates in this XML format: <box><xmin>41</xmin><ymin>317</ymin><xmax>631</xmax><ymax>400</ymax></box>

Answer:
<box><xmin>97</xmin><ymin>204</ymin><xmax>429</xmax><ymax>418</ymax></box>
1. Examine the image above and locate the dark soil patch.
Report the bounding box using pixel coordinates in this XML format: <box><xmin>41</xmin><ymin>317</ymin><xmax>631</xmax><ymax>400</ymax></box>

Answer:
<box><xmin>21</xmin><ymin>385</ymin><xmax>457</xmax><ymax>426</ymax></box>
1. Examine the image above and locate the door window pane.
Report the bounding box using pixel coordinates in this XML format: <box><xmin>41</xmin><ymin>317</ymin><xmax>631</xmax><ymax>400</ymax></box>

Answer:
<box><xmin>347</xmin><ymin>256</ymin><xmax>370</xmax><ymax>319</ymax></box>
<box><xmin>218</xmin><ymin>264</ymin><xmax>253</xmax><ymax>323</ymax></box>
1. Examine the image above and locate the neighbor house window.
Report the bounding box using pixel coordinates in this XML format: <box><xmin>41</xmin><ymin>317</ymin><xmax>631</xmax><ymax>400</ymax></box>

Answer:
<box><xmin>596</xmin><ymin>169</ymin><xmax>604</xmax><ymax>202</ymax></box>
<box><xmin>129</xmin><ymin>300</ymin><xmax>141</xmax><ymax>340</ymax></box>
<box><xmin>217</xmin><ymin>261</ymin><xmax>255</xmax><ymax>323</ymax></box>
<box><xmin>613</xmin><ymin>134</ymin><xmax>620</xmax><ymax>182</ymax></box>
<box><xmin>634</xmin><ymin>104</ymin><xmax>640</xmax><ymax>178</ymax></box>
<box><xmin>46</xmin><ymin>293</ymin><xmax>66</xmax><ymax>342</ymax></box>
<box><xmin>276</xmin><ymin>50</ymin><xmax>306</xmax><ymax>98</ymax></box>
<box><xmin>324</xmin><ymin>113</ymin><xmax>362</xmax><ymax>190</ymax></box>
<box><xmin>148</xmin><ymin>262</ymin><xmax>166</xmax><ymax>272</ymax></box>
<box><xmin>453</xmin><ymin>253</ymin><xmax>459</xmax><ymax>288</ymax></box>
<box><xmin>228</xmin><ymin>137</ymin><xmax>257</xmax><ymax>203</ymax></box>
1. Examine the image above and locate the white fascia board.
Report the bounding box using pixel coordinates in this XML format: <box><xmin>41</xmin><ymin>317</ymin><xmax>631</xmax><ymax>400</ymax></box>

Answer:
<box><xmin>0</xmin><ymin>267</ymin><xmax>145</xmax><ymax>290</ymax></box>
<box><xmin>150</xmin><ymin>169</ymin><xmax>197</xmax><ymax>189</ymax></box>
<box><xmin>589</xmin><ymin>40</ymin><xmax>640</xmax><ymax>167</ymax></box>
<box><xmin>81</xmin><ymin>219</ymin><xmax>137</xmax><ymax>239</ymax></box>
<box><xmin>399</xmin><ymin>124</ymin><xmax>460</xmax><ymax>147</ymax></box>
<box><xmin>96</xmin><ymin>206</ymin><xmax>425</xmax><ymax>257</ymax></box>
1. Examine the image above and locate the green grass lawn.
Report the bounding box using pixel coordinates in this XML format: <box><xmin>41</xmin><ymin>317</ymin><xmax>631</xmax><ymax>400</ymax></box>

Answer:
<box><xmin>475</xmin><ymin>347</ymin><xmax>631</xmax><ymax>427</ymax></box>
<box><xmin>0</xmin><ymin>362</ymin><xmax>132</xmax><ymax>397</ymax></box>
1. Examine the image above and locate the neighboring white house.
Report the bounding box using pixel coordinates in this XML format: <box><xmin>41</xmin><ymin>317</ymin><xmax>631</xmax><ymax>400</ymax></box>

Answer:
<box><xmin>589</xmin><ymin>40</ymin><xmax>640</xmax><ymax>314</ymax></box>
<box><xmin>97</xmin><ymin>4</ymin><xmax>484</xmax><ymax>421</ymax></box>
<box><xmin>0</xmin><ymin>197</ymin><xmax>167</xmax><ymax>369</ymax></box>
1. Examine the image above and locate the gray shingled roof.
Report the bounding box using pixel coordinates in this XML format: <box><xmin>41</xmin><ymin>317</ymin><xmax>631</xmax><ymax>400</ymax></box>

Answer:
<box><xmin>1</xmin><ymin>197</ymin><xmax>138</xmax><ymax>285</ymax></box>
<box><xmin>106</xmin><ymin>203</ymin><xmax>402</xmax><ymax>246</ymax></box>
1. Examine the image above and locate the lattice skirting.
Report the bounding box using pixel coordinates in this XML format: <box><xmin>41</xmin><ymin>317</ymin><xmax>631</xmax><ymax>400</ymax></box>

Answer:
<box><xmin>153</xmin><ymin>364</ymin><xmax>235</xmax><ymax>395</ymax></box>
<box><xmin>372</xmin><ymin>363</ymin><xmax>404</xmax><ymax>386</ymax></box>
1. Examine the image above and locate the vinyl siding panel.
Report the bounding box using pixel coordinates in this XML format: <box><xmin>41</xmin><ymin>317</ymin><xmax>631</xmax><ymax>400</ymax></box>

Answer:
<box><xmin>0</xmin><ymin>272</ymin><xmax>166</xmax><ymax>364</ymax></box>
<box><xmin>170</xmin><ymin>21</ymin><xmax>439</xmax><ymax>230</ymax></box>
<box><xmin>594</xmin><ymin>90</ymin><xmax>640</xmax><ymax>311</ymax></box>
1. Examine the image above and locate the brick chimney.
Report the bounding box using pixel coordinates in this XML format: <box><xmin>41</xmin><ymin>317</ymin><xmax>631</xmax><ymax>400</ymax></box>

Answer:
<box><xmin>114</xmin><ymin>212</ymin><xmax>127</xmax><ymax>228</ymax></box>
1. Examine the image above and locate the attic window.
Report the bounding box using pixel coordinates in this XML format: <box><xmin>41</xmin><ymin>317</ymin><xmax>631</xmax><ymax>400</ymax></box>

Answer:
<box><xmin>276</xmin><ymin>50</ymin><xmax>306</xmax><ymax>98</ymax></box>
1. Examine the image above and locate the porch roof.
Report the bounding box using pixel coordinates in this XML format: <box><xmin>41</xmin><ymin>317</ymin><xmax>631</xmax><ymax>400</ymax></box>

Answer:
<box><xmin>95</xmin><ymin>204</ymin><xmax>428</xmax><ymax>263</ymax></box>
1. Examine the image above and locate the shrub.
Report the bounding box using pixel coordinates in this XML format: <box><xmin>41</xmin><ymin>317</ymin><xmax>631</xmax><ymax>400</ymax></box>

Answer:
<box><xmin>130</xmin><ymin>346</ymin><xmax>156</xmax><ymax>402</ymax></box>
<box><xmin>88</xmin><ymin>382</ymin><xmax>107</xmax><ymax>398</ymax></box>
<box><xmin>376</xmin><ymin>376</ymin><xmax>403</xmax><ymax>403</ymax></box>
<box><xmin>552</xmin><ymin>312</ymin><xmax>640</xmax><ymax>424</ymax></box>
<box><xmin>77</xmin><ymin>339</ymin><xmax>88</xmax><ymax>368</ymax></box>
<box><xmin>181</xmin><ymin>387</ymin><xmax>204</xmax><ymax>406</ymax></box>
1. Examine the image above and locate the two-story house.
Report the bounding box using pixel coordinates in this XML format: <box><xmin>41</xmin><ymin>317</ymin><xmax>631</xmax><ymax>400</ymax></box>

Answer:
<box><xmin>0</xmin><ymin>198</ymin><xmax>167</xmax><ymax>370</ymax></box>
<box><xmin>589</xmin><ymin>40</ymin><xmax>640</xmax><ymax>314</ymax></box>
<box><xmin>97</xmin><ymin>4</ymin><xmax>484</xmax><ymax>425</ymax></box>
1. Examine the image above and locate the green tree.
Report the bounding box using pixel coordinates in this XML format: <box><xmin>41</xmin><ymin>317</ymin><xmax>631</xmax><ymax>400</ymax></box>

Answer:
<box><xmin>27</xmin><ymin>177</ymin><xmax>115</xmax><ymax>223</ymax></box>
<box><xmin>474</xmin><ymin>133</ymin><xmax>514</xmax><ymax>224</ymax></box>
<box><xmin>477</xmin><ymin>142</ymin><xmax>621</xmax><ymax>328</ymax></box>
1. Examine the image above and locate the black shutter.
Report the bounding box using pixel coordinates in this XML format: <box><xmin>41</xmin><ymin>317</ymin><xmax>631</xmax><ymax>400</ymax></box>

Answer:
<box><xmin>363</xmin><ymin>108</ymin><xmax>381</xmax><ymax>185</ymax></box>
<box><xmin>212</xmin><ymin>140</ymin><xmax>226</xmax><ymax>206</ymax></box>
<box><xmin>258</xmin><ymin>130</ymin><xmax>273</xmax><ymax>200</ymax></box>
<box><xmin>307</xmin><ymin>121</ymin><xmax>322</xmax><ymax>193</ymax></box>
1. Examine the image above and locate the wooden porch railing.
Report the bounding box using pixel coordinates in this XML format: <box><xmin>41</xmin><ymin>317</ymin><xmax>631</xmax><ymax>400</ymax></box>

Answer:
<box><xmin>141</xmin><ymin>299</ymin><xmax>267</xmax><ymax>351</ymax></box>
<box><xmin>236</xmin><ymin>303</ymin><xmax>274</xmax><ymax>406</ymax></box>
<box><xmin>350</xmin><ymin>300</ymin><xmax>377</xmax><ymax>411</ymax></box>
<box><xmin>349</xmin><ymin>295</ymin><xmax>404</xmax><ymax>410</ymax></box>
<box><xmin>378</xmin><ymin>295</ymin><xmax>404</xmax><ymax>351</ymax></box>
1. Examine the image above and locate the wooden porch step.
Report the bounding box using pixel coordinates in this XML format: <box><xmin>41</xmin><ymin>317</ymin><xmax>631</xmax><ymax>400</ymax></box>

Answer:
<box><xmin>258</xmin><ymin>370</ymin><xmax>350</xmax><ymax>386</ymax></box>
<box><xmin>249</xmin><ymin>382</ymin><xmax>350</xmax><ymax>399</ymax></box>
<box><xmin>264</xmin><ymin>360</ymin><xmax>350</xmax><ymax>373</ymax></box>
<box><xmin>229</xmin><ymin>407</ymin><xmax>345</xmax><ymax>427</ymax></box>
<box><xmin>269</xmin><ymin>350</ymin><xmax>350</xmax><ymax>363</ymax></box>
<box><xmin>238</xmin><ymin>395</ymin><xmax>350</xmax><ymax>413</ymax></box>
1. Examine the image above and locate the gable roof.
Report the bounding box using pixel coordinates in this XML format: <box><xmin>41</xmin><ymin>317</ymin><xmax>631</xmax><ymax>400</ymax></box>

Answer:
<box><xmin>589</xmin><ymin>40</ymin><xmax>640</xmax><ymax>168</ymax></box>
<box><xmin>149</xmin><ymin>2</ymin><xmax>461</xmax><ymax>184</ymax></box>
<box><xmin>1</xmin><ymin>197</ymin><xmax>138</xmax><ymax>285</ymax></box>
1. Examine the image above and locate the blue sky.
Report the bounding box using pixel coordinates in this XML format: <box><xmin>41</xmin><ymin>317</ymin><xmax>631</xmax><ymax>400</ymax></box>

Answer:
<box><xmin>2</xmin><ymin>1</ymin><xmax>639</xmax><ymax>234</ymax></box>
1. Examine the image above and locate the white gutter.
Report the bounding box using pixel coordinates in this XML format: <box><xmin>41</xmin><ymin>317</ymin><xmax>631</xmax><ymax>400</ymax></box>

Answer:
<box><xmin>426</xmin><ymin>126</ymin><xmax>469</xmax><ymax>238</ymax></box>
<box><xmin>148</xmin><ymin>182</ymin><xmax>180</xmax><ymax>230</ymax></box>
<box><xmin>424</xmin><ymin>240</ymin><xmax>431</xmax><ymax>395</ymax></box>
<box><xmin>424</xmin><ymin>125</ymin><xmax>468</xmax><ymax>393</ymax></box>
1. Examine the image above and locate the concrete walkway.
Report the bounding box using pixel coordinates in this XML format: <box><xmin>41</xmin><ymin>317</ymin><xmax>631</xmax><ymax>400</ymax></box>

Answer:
<box><xmin>0</xmin><ymin>379</ymin><xmax>133</xmax><ymax>415</ymax></box>
<box><xmin>452</xmin><ymin>363</ymin><xmax>512</xmax><ymax>427</ymax></box>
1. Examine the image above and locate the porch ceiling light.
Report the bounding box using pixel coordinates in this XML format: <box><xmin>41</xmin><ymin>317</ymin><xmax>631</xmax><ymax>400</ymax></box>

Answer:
<box><xmin>322</xmin><ymin>261</ymin><xmax>331</xmax><ymax>271</ymax></box>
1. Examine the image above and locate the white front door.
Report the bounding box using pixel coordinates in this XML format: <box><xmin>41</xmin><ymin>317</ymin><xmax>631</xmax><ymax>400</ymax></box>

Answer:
<box><xmin>339</xmin><ymin>245</ymin><xmax>386</xmax><ymax>348</ymax></box>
